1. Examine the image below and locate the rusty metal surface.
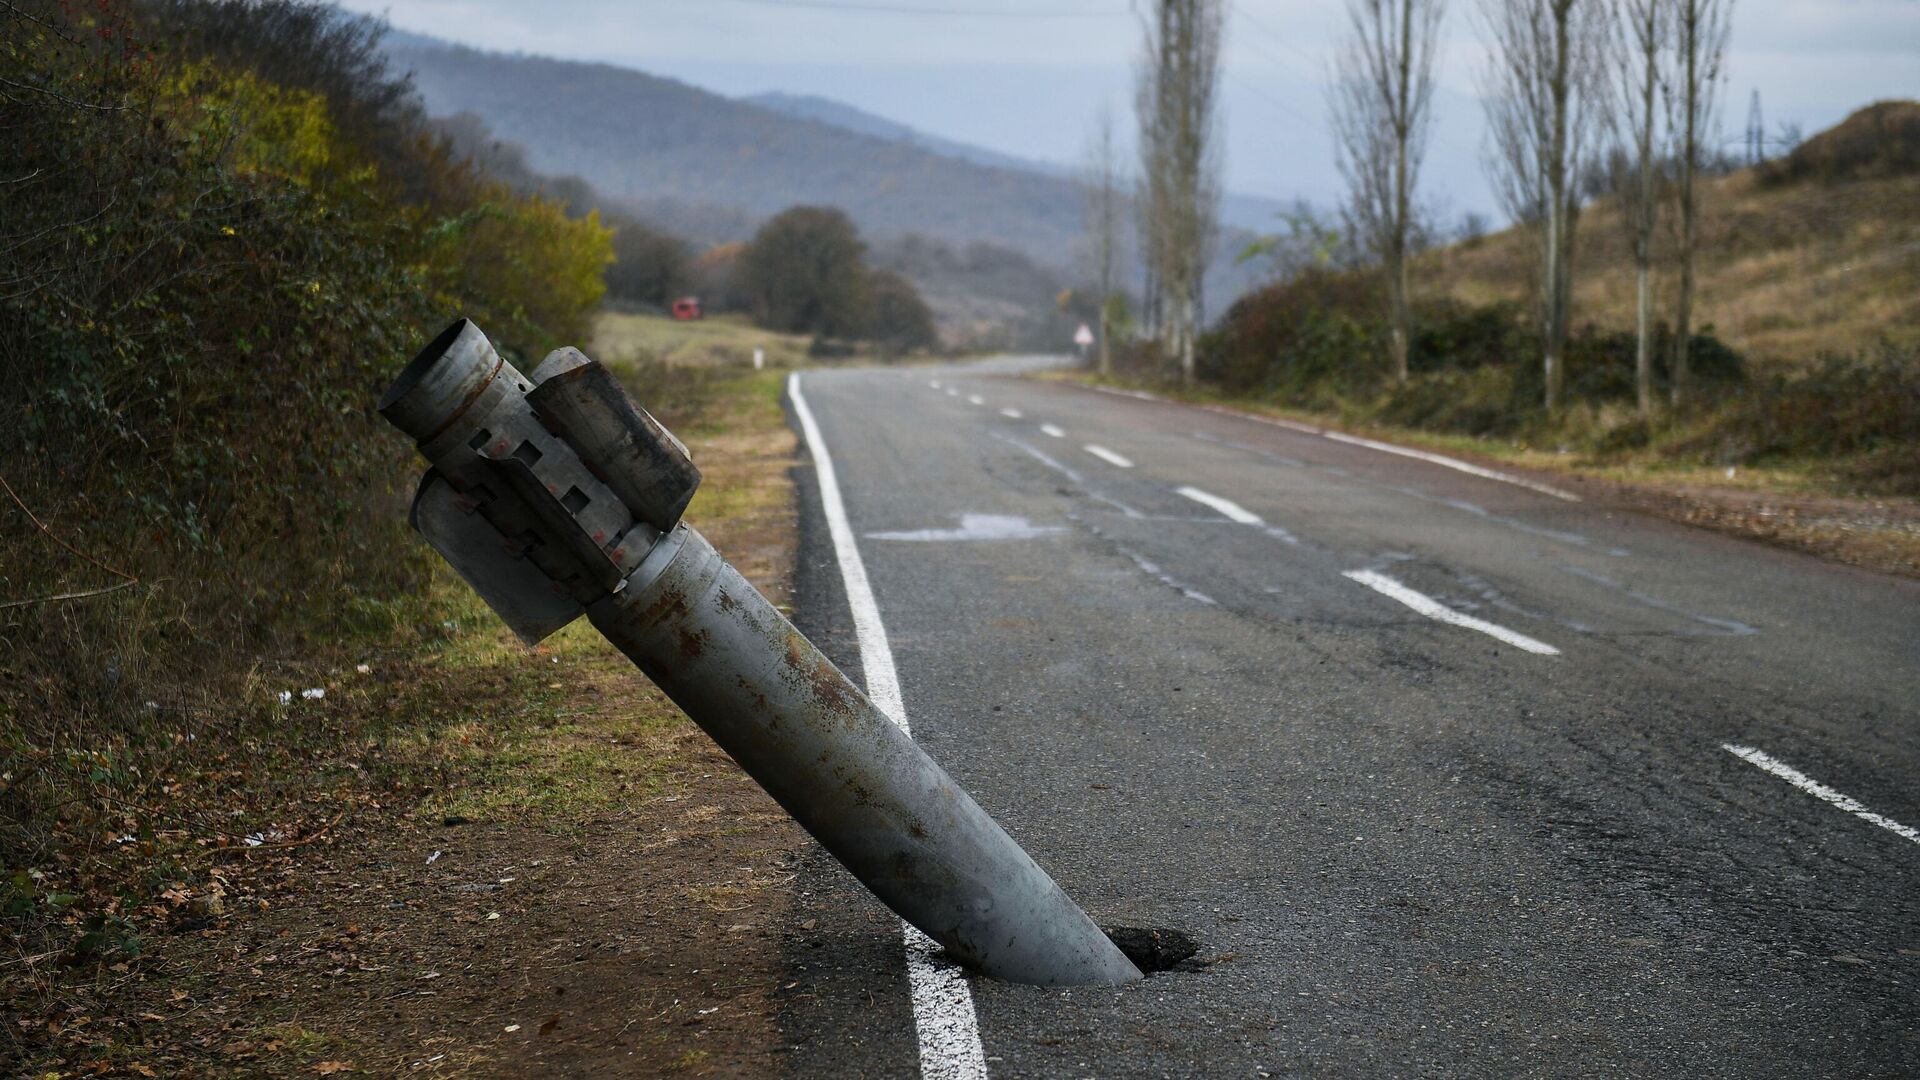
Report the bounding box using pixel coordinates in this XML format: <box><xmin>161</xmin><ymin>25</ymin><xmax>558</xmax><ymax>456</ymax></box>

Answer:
<box><xmin>382</xmin><ymin>319</ymin><xmax>661</xmax><ymax>626</ymax></box>
<box><xmin>527</xmin><ymin>361</ymin><xmax>702</xmax><ymax>534</ymax></box>
<box><xmin>380</xmin><ymin>319</ymin><xmax>1140</xmax><ymax>985</ymax></box>
<box><xmin>409</xmin><ymin>470</ymin><xmax>583</xmax><ymax>644</ymax></box>
<box><xmin>591</xmin><ymin>525</ymin><xmax>1142</xmax><ymax>986</ymax></box>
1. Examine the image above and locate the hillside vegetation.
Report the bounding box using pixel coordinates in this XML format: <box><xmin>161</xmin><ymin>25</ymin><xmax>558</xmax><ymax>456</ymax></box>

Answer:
<box><xmin>1106</xmin><ymin>104</ymin><xmax>1920</xmax><ymax>516</ymax></box>
<box><xmin>387</xmin><ymin>39</ymin><xmax>1088</xmax><ymax>264</ymax></box>
<box><xmin>1428</xmin><ymin>101</ymin><xmax>1920</xmax><ymax>368</ymax></box>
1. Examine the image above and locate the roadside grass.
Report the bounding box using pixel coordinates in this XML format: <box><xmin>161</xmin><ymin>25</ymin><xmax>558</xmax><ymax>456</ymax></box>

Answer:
<box><xmin>1425</xmin><ymin>170</ymin><xmax>1920</xmax><ymax>369</ymax></box>
<box><xmin>592</xmin><ymin>308</ymin><xmax>814</xmax><ymax>370</ymax></box>
<box><xmin>2</xmin><ymin>317</ymin><xmax>803</xmax><ymax>1076</ymax></box>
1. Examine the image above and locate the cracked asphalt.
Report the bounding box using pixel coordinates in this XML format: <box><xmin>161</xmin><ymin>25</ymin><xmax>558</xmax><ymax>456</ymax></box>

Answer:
<box><xmin>773</xmin><ymin>359</ymin><xmax>1919</xmax><ymax>1078</ymax></box>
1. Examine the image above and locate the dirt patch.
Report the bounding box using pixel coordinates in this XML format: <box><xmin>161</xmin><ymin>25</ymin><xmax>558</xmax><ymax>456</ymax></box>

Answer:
<box><xmin>1589</xmin><ymin>480</ymin><xmax>1920</xmax><ymax>578</ymax></box>
<box><xmin>151</xmin><ymin>732</ymin><xmax>807</xmax><ymax>1078</ymax></box>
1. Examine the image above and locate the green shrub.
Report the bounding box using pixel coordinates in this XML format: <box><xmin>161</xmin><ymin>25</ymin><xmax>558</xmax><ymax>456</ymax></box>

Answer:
<box><xmin>0</xmin><ymin>0</ymin><xmax>615</xmax><ymax>965</ymax></box>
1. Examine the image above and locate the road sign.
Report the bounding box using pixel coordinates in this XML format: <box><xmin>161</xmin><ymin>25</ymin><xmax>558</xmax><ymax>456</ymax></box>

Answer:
<box><xmin>1074</xmin><ymin>323</ymin><xmax>1095</xmax><ymax>348</ymax></box>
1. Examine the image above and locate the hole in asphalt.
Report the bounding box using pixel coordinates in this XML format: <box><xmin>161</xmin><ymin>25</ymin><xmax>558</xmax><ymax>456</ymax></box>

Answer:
<box><xmin>1102</xmin><ymin>926</ymin><xmax>1199</xmax><ymax>974</ymax></box>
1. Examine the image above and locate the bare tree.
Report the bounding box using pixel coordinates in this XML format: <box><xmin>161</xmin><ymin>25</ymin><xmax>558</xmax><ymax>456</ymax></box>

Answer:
<box><xmin>1611</xmin><ymin>0</ymin><xmax>1669</xmax><ymax>418</ymax></box>
<box><xmin>1666</xmin><ymin>0</ymin><xmax>1731</xmax><ymax>409</ymax></box>
<box><xmin>1081</xmin><ymin>107</ymin><xmax>1126</xmax><ymax>377</ymax></box>
<box><xmin>1480</xmin><ymin>0</ymin><xmax>1611</xmax><ymax>410</ymax></box>
<box><xmin>1135</xmin><ymin>0</ymin><xmax>1225</xmax><ymax>385</ymax></box>
<box><xmin>1330</xmin><ymin>0</ymin><xmax>1445</xmax><ymax>386</ymax></box>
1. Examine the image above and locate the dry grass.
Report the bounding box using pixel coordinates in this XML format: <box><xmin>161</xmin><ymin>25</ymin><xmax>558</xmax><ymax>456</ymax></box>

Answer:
<box><xmin>2</xmin><ymin>331</ymin><xmax>808</xmax><ymax>1077</ymax></box>
<box><xmin>591</xmin><ymin>309</ymin><xmax>815</xmax><ymax>370</ymax></box>
<box><xmin>1424</xmin><ymin>170</ymin><xmax>1920</xmax><ymax>367</ymax></box>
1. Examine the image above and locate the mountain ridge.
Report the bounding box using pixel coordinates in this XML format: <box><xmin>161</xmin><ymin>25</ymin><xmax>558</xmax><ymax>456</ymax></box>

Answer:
<box><xmin>381</xmin><ymin>31</ymin><xmax>1267</xmax><ymax>308</ymax></box>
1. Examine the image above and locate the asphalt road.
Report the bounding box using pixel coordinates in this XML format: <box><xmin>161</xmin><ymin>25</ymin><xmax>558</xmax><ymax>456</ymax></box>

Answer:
<box><xmin>773</xmin><ymin>359</ymin><xmax>1919</xmax><ymax>1078</ymax></box>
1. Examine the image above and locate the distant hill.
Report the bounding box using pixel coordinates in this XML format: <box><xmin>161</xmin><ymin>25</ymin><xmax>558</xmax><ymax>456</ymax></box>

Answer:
<box><xmin>390</xmin><ymin>38</ymin><xmax>1084</xmax><ymax>262</ymax></box>
<box><xmin>744</xmin><ymin>91</ymin><xmax>1302</xmax><ymax>237</ymax></box>
<box><xmin>381</xmin><ymin>33</ymin><xmax>1268</xmax><ymax>316</ymax></box>
<box><xmin>744</xmin><ymin>91</ymin><xmax>1057</xmax><ymax>177</ymax></box>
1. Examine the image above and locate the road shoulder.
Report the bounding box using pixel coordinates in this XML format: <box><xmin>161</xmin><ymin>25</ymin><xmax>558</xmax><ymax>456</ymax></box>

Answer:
<box><xmin>1047</xmin><ymin>375</ymin><xmax>1920</xmax><ymax>578</ymax></box>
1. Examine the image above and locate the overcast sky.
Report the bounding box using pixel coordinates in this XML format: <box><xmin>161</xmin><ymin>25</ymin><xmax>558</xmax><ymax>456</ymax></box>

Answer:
<box><xmin>337</xmin><ymin>0</ymin><xmax>1920</xmax><ymax>223</ymax></box>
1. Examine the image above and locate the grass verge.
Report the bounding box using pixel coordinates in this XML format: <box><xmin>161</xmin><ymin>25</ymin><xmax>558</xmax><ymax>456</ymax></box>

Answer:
<box><xmin>3</xmin><ymin>329</ymin><xmax>804</xmax><ymax>1077</ymax></box>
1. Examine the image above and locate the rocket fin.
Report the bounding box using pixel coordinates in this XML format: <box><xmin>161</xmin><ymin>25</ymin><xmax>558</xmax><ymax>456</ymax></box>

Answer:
<box><xmin>409</xmin><ymin>470</ymin><xmax>584</xmax><ymax>645</ymax></box>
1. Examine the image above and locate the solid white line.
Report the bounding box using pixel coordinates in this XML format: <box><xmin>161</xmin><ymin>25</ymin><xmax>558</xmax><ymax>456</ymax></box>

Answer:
<box><xmin>788</xmin><ymin>374</ymin><xmax>988</xmax><ymax>1080</ymax></box>
<box><xmin>1175</xmin><ymin>485</ymin><xmax>1262</xmax><ymax>524</ymax></box>
<box><xmin>1723</xmin><ymin>744</ymin><xmax>1920</xmax><ymax>846</ymax></box>
<box><xmin>967</xmin><ymin>395</ymin><xmax>985</xmax><ymax>406</ymax></box>
<box><xmin>1040</xmin><ymin>423</ymin><xmax>1066</xmax><ymax>438</ymax></box>
<box><xmin>1342</xmin><ymin>569</ymin><xmax>1561</xmax><ymax>655</ymax></box>
<box><xmin>1083</xmin><ymin>444</ymin><xmax>1134</xmax><ymax>468</ymax></box>
<box><xmin>1077</xmin><ymin>383</ymin><xmax>1580</xmax><ymax>501</ymax></box>
<box><xmin>1320</xmin><ymin>431</ymin><xmax>1581</xmax><ymax>502</ymax></box>
<box><xmin>1000</xmin><ymin>408</ymin><xmax>1023</xmax><ymax>419</ymax></box>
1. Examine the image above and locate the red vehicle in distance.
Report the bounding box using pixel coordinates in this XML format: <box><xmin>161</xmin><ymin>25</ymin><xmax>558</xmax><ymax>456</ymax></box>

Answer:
<box><xmin>671</xmin><ymin>296</ymin><xmax>703</xmax><ymax>321</ymax></box>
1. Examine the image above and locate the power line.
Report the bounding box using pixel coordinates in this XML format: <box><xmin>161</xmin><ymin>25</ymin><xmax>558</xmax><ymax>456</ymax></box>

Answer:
<box><xmin>1231</xmin><ymin>0</ymin><xmax>1325</xmax><ymax>71</ymax></box>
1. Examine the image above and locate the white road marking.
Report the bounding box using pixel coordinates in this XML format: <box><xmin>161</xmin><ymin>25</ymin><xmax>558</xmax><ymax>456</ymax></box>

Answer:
<box><xmin>945</xmin><ymin>388</ymin><xmax>960</xmax><ymax>397</ymax></box>
<box><xmin>929</xmin><ymin>380</ymin><xmax>942</xmax><ymax>389</ymax></box>
<box><xmin>1722</xmin><ymin>744</ymin><xmax>1920</xmax><ymax>846</ymax></box>
<box><xmin>1341</xmin><ymin>569</ymin><xmax>1561</xmax><ymax>656</ymax></box>
<box><xmin>1086</xmin><ymin>385</ymin><xmax>1161</xmax><ymax>403</ymax></box>
<box><xmin>1320</xmin><ymin>431</ymin><xmax>1581</xmax><ymax>502</ymax></box>
<box><xmin>1175</xmin><ymin>485</ymin><xmax>1262</xmax><ymax>524</ymax></box>
<box><xmin>967</xmin><ymin>395</ymin><xmax>985</xmax><ymax>406</ymax></box>
<box><xmin>1079</xmin><ymin>383</ymin><xmax>1581</xmax><ymax>501</ymax></box>
<box><xmin>868</xmin><ymin>513</ymin><xmax>1068</xmax><ymax>542</ymax></box>
<box><xmin>999</xmin><ymin>408</ymin><xmax>1024</xmax><ymax>419</ymax></box>
<box><xmin>1172</xmin><ymin>486</ymin><xmax>1298</xmax><ymax>544</ymax></box>
<box><xmin>1083</xmin><ymin>444</ymin><xmax>1134</xmax><ymax>468</ymax></box>
<box><xmin>993</xmin><ymin>432</ymin><xmax>1143</xmax><ymax>518</ymax></box>
<box><xmin>787</xmin><ymin>374</ymin><xmax>988</xmax><ymax>1080</ymax></box>
<box><xmin>1039</xmin><ymin>423</ymin><xmax>1066</xmax><ymax>438</ymax></box>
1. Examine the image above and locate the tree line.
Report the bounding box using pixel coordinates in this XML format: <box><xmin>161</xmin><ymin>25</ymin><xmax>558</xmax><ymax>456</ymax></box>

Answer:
<box><xmin>424</xmin><ymin>110</ymin><xmax>940</xmax><ymax>354</ymax></box>
<box><xmin>601</xmin><ymin>205</ymin><xmax>937</xmax><ymax>354</ymax></box>
<box><xmin>1092</xmin><ymin>0</ymin><xmax>1739</xmax><ymax>420</ymax></box>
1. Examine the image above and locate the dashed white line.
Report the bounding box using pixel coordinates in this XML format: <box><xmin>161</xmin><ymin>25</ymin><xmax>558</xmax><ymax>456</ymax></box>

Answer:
<box><xmin>1341</xmin><ymin>569</ymin><xmax>1561</xmax><ymax>655</ymax></box>
<box><xmin>1175</xmin><ymin>485</ymin><xmax>1262</xmax><ymax>524</ymax></box>
<box><xmin>1083</xmin><ymin>444</ymin><xmax>1134</xmax><ymax>468</ymax></box>
<box><xmin>999</xmin><ymin>408</ymin><xmax>1024</xmax><ymax>419</ymax></box>
<box><xmin>1040</xmin><ymin>423</ymin><xmax>1066</xmax><ymax>439</ymax></box>
<box><xmin>1723</xmin><ymin>744</ymin><xmax>1920</xmax><ymax>846</ymax></box>
<box><xmin>929</xmin><ymin>379</ymin><xmax>942</xmax><ymax>389</ymax></box>
<box><xmin>788</xmin><ymin>374</ymin><xmax>988</xmax><ymax>1080</ymax></box>
<box><xmin>1079</xmin><ymin>382</ymin><xmax>1581</xmax><ymax>501</ymax></box>
<box><xmin>945</xmin><ymin>388</ymin><xmax>960</xmax><ymax>397</ymax></box>
<box><xmin>992</xmin><ymin>432</ymin><xmax>1143</xmax><ymax>518</ymax></box>
<box><xmin>967</xmin><ymin>395</ymin><xmax>985</xmax><ymax>406</ymax></box>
